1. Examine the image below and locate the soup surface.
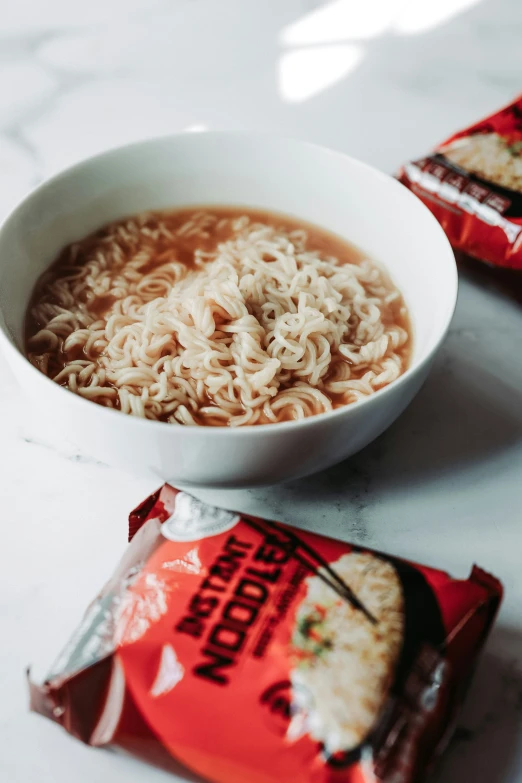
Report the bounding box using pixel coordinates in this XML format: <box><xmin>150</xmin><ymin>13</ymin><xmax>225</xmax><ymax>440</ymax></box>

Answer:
<box><xmin>26</xmin><ymin>207</ymin><xmax>411</xmax><ymax>426</ymax></box>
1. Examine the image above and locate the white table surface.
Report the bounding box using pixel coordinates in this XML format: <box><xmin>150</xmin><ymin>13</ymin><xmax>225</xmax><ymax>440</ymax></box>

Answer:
<box><xmin>1</xmin><ymin>1</ymin><xmax>522</xmax><ymax>781</ymax></box>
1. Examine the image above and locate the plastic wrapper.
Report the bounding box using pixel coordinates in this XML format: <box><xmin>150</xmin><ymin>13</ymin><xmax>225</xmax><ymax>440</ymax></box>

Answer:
<box><xmin>30</xmin><ymin>485</ymin><xmax>502</xmax><ymax>783</ymax></box>
<box><xmin>398</xmin><ymin>94</ymin><xmax>522</xmax><ymax>269</ymax></box>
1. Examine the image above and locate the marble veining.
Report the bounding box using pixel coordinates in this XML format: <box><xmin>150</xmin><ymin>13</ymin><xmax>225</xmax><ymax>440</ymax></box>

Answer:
<box><xmin>1</xmin><ymin>1</ymin><xmax>522</xmax><ymax>782</ymax></box>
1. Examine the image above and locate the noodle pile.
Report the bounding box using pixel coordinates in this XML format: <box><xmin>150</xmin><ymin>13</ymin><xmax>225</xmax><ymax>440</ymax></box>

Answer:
<box><xmin>27</xmin><ymin>210</ymin><xmax>410</xmax><ymax>426</ymax></box>
<box><xmin>442</xmin><ymin>132</ymin><xmax>522</xmax><ymax>192</ymax></box>
<box><xmin>290</xmin><ymin>552</ymin><xmax>404</xmax><ymax>752</ymax></box>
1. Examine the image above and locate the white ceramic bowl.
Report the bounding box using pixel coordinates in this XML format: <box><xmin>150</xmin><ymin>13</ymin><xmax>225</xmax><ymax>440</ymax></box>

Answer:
<box><xmin>0</xmin><ymin>133</ymin><xmax>457</xmax><ymax>487</ymax></box>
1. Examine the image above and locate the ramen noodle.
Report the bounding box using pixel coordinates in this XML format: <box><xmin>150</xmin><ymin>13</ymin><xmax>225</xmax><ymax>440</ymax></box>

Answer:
<box><xmin>399</xmin><ymin>93</ymin><xmax>522</xmax><ymax>269</ymax></box>
<box><xmin>442</xmin><ymin>133</ymin><xmax>522</xmax><ymax>193</ymax></box>
<box><xmin>25</xmin><ymin>208</ymin><xmax>411</xmax><ymax>426</ymax></box>
<box><xmin>30</xmin><ymin>485</ymin><xmax>502</xmax><ymax>783</ymax></box>
<box><xmin>290</xmin><ymin>551</ymin><xmax>404</xmax><ymax>753</ymax></box>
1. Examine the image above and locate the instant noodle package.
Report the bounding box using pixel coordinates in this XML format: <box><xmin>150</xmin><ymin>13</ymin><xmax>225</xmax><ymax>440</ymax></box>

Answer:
<box><xmin>399</xmin><ymin>93</ymin><xmax>522</xmax><ymax>269</ymax></box>
<box><xmin>31</xmin><ymin>485</ymin><xmax>502</xmax><ymax>783</ymax></box>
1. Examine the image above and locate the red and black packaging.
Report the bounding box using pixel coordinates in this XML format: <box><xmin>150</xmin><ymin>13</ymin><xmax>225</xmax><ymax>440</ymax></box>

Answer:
<box><xmin>30</xmin><ymin>485</ymin><xmax>502</xmax><ymax>783</ymax></box>
<box><xmin>399</xmin><ymin>94</ymin><xmax>522</xmax><ymax>269</ymax></box>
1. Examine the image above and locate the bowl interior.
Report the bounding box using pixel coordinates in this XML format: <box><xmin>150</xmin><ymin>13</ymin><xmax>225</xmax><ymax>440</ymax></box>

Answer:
<box><xmin>0</xmin><ymin>133</ymin><xmax>456</xmax><ymax>373</ymax></box>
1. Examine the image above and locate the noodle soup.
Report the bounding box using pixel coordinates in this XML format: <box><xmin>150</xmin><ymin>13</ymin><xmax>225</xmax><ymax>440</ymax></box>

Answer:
<box><xmin>26</xmin><ymin>207</ymin><xmax>411</xmax><ymax>427</ymax></box>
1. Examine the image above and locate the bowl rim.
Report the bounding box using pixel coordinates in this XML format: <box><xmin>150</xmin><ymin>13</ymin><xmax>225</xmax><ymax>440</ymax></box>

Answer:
<box><xmin>0</xmin><ymin>130</ymin><xmax>458</xmax><ymax>438</ymax></box>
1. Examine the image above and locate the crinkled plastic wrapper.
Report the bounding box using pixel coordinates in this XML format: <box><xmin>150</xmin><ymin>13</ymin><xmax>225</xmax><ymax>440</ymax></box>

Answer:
<box><xmin>30</xmin><ymin>485</ymin><xmax>502</xmax><ymax>783</ymax></box>
<box><xmin>398</xmin><ymin>94</ymin><xmax>522</xmax><ymax>268</ymax></box>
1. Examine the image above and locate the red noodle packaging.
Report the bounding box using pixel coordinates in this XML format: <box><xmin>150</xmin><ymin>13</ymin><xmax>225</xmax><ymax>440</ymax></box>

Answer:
<box><xmin>31</xmin><ymin>485</ymin><xmax>502</xmax><ymax>783</ymax></box>
<box><xmin>399</xmin><ymin>94</ymin><xmax>522</xmax><ymax>269</ymax></box>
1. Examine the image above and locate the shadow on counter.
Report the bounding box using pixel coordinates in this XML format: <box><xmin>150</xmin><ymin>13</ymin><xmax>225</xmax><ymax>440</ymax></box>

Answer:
<box><xmin>348</xmin><ymin>252</ymin><xmax>522</xmax><ymax>492</ymax></box>
<box><xmin>286</xmin><ymin>343</ymin><xmax>522</xmax><ymax>498</ymax></box>
<box><xmin>431</xmin><ymin>624</ymin><xmax>522</xmax><ymax>783</ymax></box>
<box><xmin>456</xmin><ymin>252</ymin><xmax>522</xmax><ymax>307</ymax></box>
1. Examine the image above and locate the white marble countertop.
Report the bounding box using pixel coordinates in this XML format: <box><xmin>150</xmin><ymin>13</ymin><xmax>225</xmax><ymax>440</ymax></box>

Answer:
<box><xmin>1</xmin><ymin>1</ymin><xmax>522</xmax><ymax>781</ymax></box>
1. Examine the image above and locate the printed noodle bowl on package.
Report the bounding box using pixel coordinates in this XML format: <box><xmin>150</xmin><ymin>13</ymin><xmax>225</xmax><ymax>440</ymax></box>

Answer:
<box><xmin>30</xmin><ymin>485</ymin><xmax>502</xmax><ymax>783</ymax></box>
<box><xmin>398</xmin><ymin>93</ymin><xmax>522</xmax><ymax>269</ymax></box>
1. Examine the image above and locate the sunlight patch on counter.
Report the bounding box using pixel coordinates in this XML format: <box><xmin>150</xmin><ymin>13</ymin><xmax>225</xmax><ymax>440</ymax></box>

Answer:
<box><xmin>278</xmin><ymin>44</ymin><xmax>363</xmax><ymax>103</ymax></box>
